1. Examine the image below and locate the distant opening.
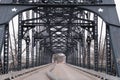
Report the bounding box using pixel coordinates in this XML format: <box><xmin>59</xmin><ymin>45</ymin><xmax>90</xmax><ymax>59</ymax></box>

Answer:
<box><xmin>52</xmin><ymin>53</ymin><xmax>66</xmax><ymax>63</ymax></box>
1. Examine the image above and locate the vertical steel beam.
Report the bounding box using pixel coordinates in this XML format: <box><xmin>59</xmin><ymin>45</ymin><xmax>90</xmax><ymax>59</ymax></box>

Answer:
<box><xmin>77</xmin><ymin>41</ymin><xmax>80</xmax><ymax>66</ymax></box>
<box><xmin>79</xmin><ymin>41</ymin><xmax>82</xmax><ymax>67</ymax></box>
<box><xmin>26</xmin><ymin>35</ymin><xmax>30</xmax><ymax>68</ymax></box>
<box><xmin>35</xmin><ymin>40</ymin><xmax>38</xmax><ymax>66</ymax></box>
<box><xmin>106</xmin><ymin>25</ymin><xmax>112</xmax><ymax>75</ymax></box>
<box><xmin>38</xmin><ymin>41</ymin><xmax>41</xmax><ymax>66</ymax></box>
<box><xmin>31</xmin><ymin>29</ymin><xmax>35</xmax><ymax>67</ymax></box>
<box><xmin>76</xmin><ymin>44</ymin><xmax>79</xmax><ymax>66</ymax></box>
<box><xmin>87</xmin><ymin>36</ymin><xmax>91</xmax><ymax>69</ymax></box>
<box><xmin>3</xmin><ymin>24</ymin><xmax>9</xmax><ymax>74</ymax></box>
<box><xmin>94</xmin><ymin>14</ymin><xmax>99</xmax><ymax>71</ymax></box>
<box><xmin>82</xmin><ymin>30</ymin><xmax>86</xmax><ymax>67</ymax></box>
<box><xmin>17</xmin><ymin>13</ymin><xmax>22</xmax><ymax>70</ymax></box>
<box><xmin>40</xmin><ymin>46</ymin><xmax>42</xmax><ymax>65</ymax></box>
<box><xmin>31</xmin><ymin>10</ymin><xmax>35</xmax><ymax>67</ymax></box>
<box><xmin>43</xmin><ymin>46</ymin><xmax>45</xmax><ymax>65</ymax></box>
<box><xmin>41</xmin><ymin>47</ymin><xmax>44</xmax><ymax>65</ymax></box>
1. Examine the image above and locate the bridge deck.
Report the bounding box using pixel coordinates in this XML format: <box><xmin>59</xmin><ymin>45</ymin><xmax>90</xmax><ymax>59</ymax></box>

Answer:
<box><xmin>14</xmin><ymin>63</ymin><xmax>100</xmax><ymax>80</ymax></box>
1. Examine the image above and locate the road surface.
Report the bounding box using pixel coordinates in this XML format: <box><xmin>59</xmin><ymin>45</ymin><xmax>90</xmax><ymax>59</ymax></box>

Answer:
<box><xmin>15</xmin><ymin>63</ymin><xmax>100</xmax><ymax>80</ymax></box>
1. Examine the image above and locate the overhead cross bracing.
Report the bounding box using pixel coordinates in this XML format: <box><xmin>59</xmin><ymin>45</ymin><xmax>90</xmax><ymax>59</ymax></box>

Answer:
<box><xmin>22</xmin><ymin>7</ymin><xmax>95</xmax><ymax>54</ymax></box>
<box><xmin>0</xmin><ymin>0</ymin><xmax>120</xmax><ymax>79</ymax></box>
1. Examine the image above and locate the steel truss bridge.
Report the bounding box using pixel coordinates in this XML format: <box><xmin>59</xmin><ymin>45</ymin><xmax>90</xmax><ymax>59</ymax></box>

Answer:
<box><xmin>0</xmin><ymin>0</ymin><xmax>120</xmax><ymax>79</ymax></box>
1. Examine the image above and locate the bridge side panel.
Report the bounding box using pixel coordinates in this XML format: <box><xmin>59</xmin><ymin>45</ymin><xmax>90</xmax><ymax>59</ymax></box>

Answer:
<box><xmin>109</xmin><ymin>25</ymin><xmax>120</xmax><ymax>76</ymax></box>
<box><xmin>81</xmin><ymin>4</ymin><xmax>120</xmax><ymax>76</ymax></box>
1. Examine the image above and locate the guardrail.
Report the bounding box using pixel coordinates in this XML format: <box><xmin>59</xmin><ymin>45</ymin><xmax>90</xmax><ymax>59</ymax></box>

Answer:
<box><xmin>67</xmin><ymin>64</ymin><xmax>120</xmax><ymax>80</ymax></box>
<box><xmin>0</xmin><ymin>63</ymin><xmax>52</xmax><ymax>80</ymax></box>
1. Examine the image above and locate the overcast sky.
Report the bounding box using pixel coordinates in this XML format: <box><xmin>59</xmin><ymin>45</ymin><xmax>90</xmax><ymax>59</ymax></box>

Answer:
<box><xmin>115</xmin><ymin>0</ymin><xmax>120</xmax><ymax>21</ymax></box>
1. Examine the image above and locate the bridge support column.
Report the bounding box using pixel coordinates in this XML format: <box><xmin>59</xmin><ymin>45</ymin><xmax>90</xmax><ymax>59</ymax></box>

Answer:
<box><xmin>82</xmin><ymin>30</ymin><xmax>86</xmax><ymax>68</ymax></box>
<box><xmin>17</xmin><ymin>13</ymin><xmax>22</xmax><ymax>71</ymax></box>
<box><xmin>35</xmin><ymin>40</ymin><xmax>39</xmax><ymax>66</ymax></box>
<box><xmin>41</xmin><ymin>47</ymin><xmax>44</xmax><ymax>65</ymax></box>
<box><xmin>87</xmin><ymin>36</ymin><xmax>91</xmax><ymax>69</ymax></box>
<box><xmin>38</xmin><ymin>41</ymin><xmax>41</xmax><ymax>66</ymax></box>
<box><xmin>106</xmin><ymin>25</ymin><xmax>112</xmax><ymax>75</ymax></box>
<box><xmin>31</xmin><ymin>29</ymin><xmax>35</xmax><ymax>67</ymax></box>
<box><xmin>94</xmin><ymin>14</ymin><xmax>99</xmax><ymax>71</ymax></box>
<box><xmin>3</xmin><ymin>24</ymin><xmax>9</xmax><ymax>74</ymax></box>
<box><xmin>76</xmin><ymin>45</ymin><xmax>79</xmax><ymax>66</ymax></box>
<box><xmin>25</xmin><ymin>35</ymin><xmax>30</xmax><ymax>69</ymax></box>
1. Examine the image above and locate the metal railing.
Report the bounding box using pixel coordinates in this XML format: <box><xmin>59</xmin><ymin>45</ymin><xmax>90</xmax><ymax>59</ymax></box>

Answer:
<box><xmin>0</xmin><ymin>64</ymin><xmax>52</xmax><ymax>80</ymax></box>
<box><xmin>67</xmin><ymin>64</ymin><xmax>120</xmax><ymax>80</ymax></box>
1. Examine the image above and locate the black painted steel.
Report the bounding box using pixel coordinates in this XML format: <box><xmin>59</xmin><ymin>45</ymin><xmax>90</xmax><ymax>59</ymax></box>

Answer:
<box><xmin>25</xmin><ymin>35</ymin><xmax>30</xmax><ymax>68</ymax></box>
<box><xmin>106</xmin><ymin>25</ymin><xmax>112</xmax><ymax>74</ymax></box>
<box><xmin>94</xmin><ymin>14</ymin><xmax>99</xmax><ymax>71</ymax></box>
<box><xmin>79</xmin><ymin>41</ymin><xmax>82</xmax><ymax>67</ymax></box>
<box><xmin>3</xmin><ymin>24</ymin><xmax>9</xmax><ymax>74</ymax></box>
<box><xmin>82</xmin><ymin>29</ymin><xmax>86</xmax><ymax>67</ymax></box>
<box><xmin>87</xmin><ymin>35</ymin><xmax>91</xmax><ymax>69</ymax></box>
<box><xmin>17</xmin><ymin>13</ymin><xmax>22</xmax><ymax>70</ymax></box>
<box><xmin>38</xmin><ymin>41</ymin><xmax>41</xmax><ymax>66</ymax></box>
<box><xmin>31</xmin><ymin>29</ymin><xmax>35</xmax><ymax>67</ymax></box>
<box><xmin>35</xmin><ymin>40</ymin><xmax>39</xmax><ymax>66</ymax></box>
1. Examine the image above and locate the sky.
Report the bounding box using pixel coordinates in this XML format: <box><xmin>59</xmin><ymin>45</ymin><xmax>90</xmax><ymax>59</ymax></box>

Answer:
<box><xmin>114</xmin><ymin>0</ymin><xmax>120</xmax><ymax>21</ymax></box>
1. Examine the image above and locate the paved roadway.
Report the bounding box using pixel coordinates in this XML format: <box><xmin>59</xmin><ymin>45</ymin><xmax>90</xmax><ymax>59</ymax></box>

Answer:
<box><xmin>15</xmin><ymin>63</ymin><xmax>101</xmax><ymax>80</ymax></box>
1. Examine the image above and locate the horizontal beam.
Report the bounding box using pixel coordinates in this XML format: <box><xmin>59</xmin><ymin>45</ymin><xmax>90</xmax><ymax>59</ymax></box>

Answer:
<box><xmin>0</xmin><ymin>3</ymin><xmax>115</xmax><ymax>7</ymax></box>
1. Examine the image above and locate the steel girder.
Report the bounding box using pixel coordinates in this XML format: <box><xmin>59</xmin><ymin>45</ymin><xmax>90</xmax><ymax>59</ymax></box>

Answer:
<box><xmin>106</xmin><ymin>25</ymin><xmax>112</xmax><ymax>75</ymax></box>
<box><xmin>17</xmin><ymin>14</ymin><xmax>22</xmax><ymax>71</ymax></box>
<box><xmin>3</xmin><ymin>24</ymin><xmax>9</xmax><ymax>74</ymax></box>
<box><xmin>25</xmin><ymin>35</ymin><xmax>30</xmax><ymax>68</ymax></box>
<box><xmin>86</xmin><ymin>35</ymin><xmax>91</xmax><ymax>69</ymax></box>
<box><xmin>94</xmin><ymin>14</ymin><xmax>99</xmax><ymax>71</ymax></box>
<box><xmin>31</xmin><ymin>29</ymin><xmax>35</xmax><ymax>67</ymax></box>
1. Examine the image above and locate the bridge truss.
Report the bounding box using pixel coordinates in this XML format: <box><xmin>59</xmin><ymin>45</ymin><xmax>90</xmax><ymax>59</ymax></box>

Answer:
<box><xmin>0</xmin><ymin>0</ymin><xmax>120</xmax><ymax>77</ymax></box>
